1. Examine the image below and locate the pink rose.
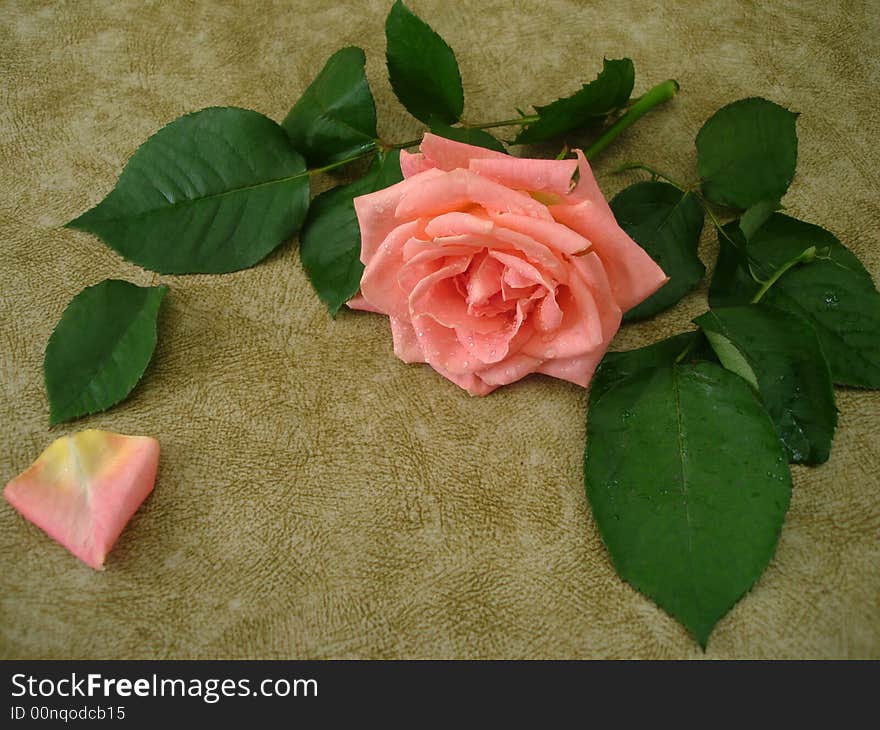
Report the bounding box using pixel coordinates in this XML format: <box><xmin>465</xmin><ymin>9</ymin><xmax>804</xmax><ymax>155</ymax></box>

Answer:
<box><xmin>349</xmin><ymin>134</ymin><xmax>667</xmax><ymax>395</ymax></box>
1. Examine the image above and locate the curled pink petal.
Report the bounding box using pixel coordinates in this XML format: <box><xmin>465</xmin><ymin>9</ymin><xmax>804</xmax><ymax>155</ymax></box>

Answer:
<box><xmin>423</xmin><ymin>211</ymin><xmax>494</xmax><ymax>239</ymax></box>
<box><xmin>469</xmin><ymin>156</ymin><xmax>579</xmax><ymax>196</ymax></box>
<box><xmin>399</xmin><ymin>150</ymin><xmax>434</xmax><ymax>178</ymax></box>
<box><xmin>396</xmin><ymin>168</ymin><xmax>553</xmax><ymax>222</ymax></box>
<box><xmin>419</xmin><ymin>132</ymin><xmax>507</xmax><ymax>171</ymax></box>
<box><xmin>490</xmin><ymin>212</ymin><xmax>591</xmax><ymax>255</ymax></box>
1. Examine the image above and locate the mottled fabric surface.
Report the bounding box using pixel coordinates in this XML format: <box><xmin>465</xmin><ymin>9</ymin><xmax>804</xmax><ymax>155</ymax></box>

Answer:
<box><xmin>1</xmin><ymin>0</ymin><xmax>878</xmax><ymax>659</ymax></box>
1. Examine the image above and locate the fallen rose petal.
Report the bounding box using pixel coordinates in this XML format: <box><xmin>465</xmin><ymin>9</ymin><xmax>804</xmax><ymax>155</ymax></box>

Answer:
<box><xmin>4</xmin><ymin>429</ymin><xmax>159</xmax><ymax>570</ymax></box>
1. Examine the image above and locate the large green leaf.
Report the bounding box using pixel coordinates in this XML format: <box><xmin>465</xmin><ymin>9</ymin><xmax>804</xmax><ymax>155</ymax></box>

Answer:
<box><xmin>385</xmin><ymin>0</ymin><xmax>463</xmax><ymax>125</ymax></box>
<box><xmin>709</xmin><ymin>214</ymin><xmax>880</xmax><ymax>387</ymax></box>
<box><xmin>429</xmin><ymin>122</ymin><xmax>507</xmax><ymax>153</ymax></box>
<box><xmin>610</xmin><ymin>181</ymin><xmax>705</xmax><ymax>322</ymax></box>
<box><xmin>696</xmin><ymin>97</ymin><xmax>798</xmax><ymax>210</ymax></box>
<box><xmin>67</xmin><ymin>107</ymin><xmax>309</xmax><ymax>274</ymax></box>
<box><xmin>586</xmin><ymin>352</ymin><xmax>791</xmax><ymax>648</ymax></box>
<box><xmin>695</xmin><ymin>305</ymin><xmax>837</xmax><ymax>464</ymax></box>
<box><xmin>282</xmin><ymin>46</ymin><xmax>378</xmax><ymax>167</ymax></box>
<box><xmin>590</xmin><ymin>332</ymin><xmax>711</xmax><ymax>403</ymax></box>
<box><xmin>300</xmin><ymin>150</ymin><xmax>404</xmax><ymax>315</ymax></box>
<box><xmin>44</xmin><ymin>280</ymin><xmax>168</xmax><ymax>425</ymax></box>
<box><xmin>513</xmin><ymin>58</ymin><xmax>634</xmax><ymax>145</ymax></box>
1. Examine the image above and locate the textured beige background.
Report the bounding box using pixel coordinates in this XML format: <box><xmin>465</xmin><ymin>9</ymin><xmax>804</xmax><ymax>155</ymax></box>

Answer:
<box><xmin>1</xmin><ymin>0</ymin><xmax>878</xmax><ymax>659</ymax></box>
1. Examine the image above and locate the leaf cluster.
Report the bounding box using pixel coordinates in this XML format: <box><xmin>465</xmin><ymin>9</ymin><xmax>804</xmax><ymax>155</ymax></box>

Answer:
<box><xmin>588</xmin><ymin>97</ymin><xmax>880</xmax><ymax>646</ymax></box>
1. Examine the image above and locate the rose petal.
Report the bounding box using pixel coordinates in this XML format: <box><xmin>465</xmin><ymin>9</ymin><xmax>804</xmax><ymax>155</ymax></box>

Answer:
<box><xmin>389</xmin><ymin>316</ymin><xmax>425</xmax><ymax>363</ymax></box>
<box><xmin>4</xmin><ymin>430</ymin><xmax>159</xmax><ymax>570</ymax></box>
<box><xmin>397</xmin><ymin>244</ymin><xmax>481</xmax><ymax>303</ymax></box>
<box><xmin>490</xmin><ymin>250</ymin><xmax>555</xmax><ymax>291</ymax></box>
<box><xmin>466</xmin><ymin>251</ymin><xmax>503</xmax><ymax>310</ymax></box>
<box><xmin>536</xmin><ymin>291</ymin><xmax>564</xmax><ymax>331</ymax></box>
<box><xmin>399</xmin><ymin>150</ymin><xmax>434</xmax><ymax>178</ymax></box>
<box><xmin>395</xmin><ymin>168</ymin><xmax>553</xmax><ymax>222</ymax></box>
<box><xmin>550</xmin><ymin>150</ymin><xmax>668</xmax><ymax>311</ymax></box>
<box><xmin>346</xmin><ymin>293</ymin><xmax>383</xmax><ymax>313</ymax></box>
<box><xmin>535</xmin><ymin>350</ymin><xmax>604</xmax><ymax>388</ymax></box>
<box><xmin>354</xmin><ymin>167</ymin><xmax>445</xmax><ymax>264</ymax></box>
<box><xmin>475</xmin><ymin>352</ymin><xmax>543</xmax><ymax>387</ymax></box>
<box><xmin>490</xmin><ymin>211</ymin><xmax>591</xmax><ymax>255</ymax></box>
<box><xmin>423</xmin><ymin>211</ymin><xmax>494</xmax><ymax>239</ymax></box>
<box><xmin>437</xmin><ymin>368</ymin><xmax>497</xmax><ymax>396</ymax></box>
<box><xmin>469</xmin><ymin>156</ymin><xmax>579</xmax><ymax>196</ymax></box>
<box><xmin>411</xmin><ymin>313</ymin><xmax>478</xmax><ymax>377</ymax></box>
<box><xmin>456</xmin><ymin>296</ymin><xmax>532</xmax><ymax>365</ymax></box>
<box><xmin>407</xmin><ymin>256</ymin><xmax>510</xmax><ymax>336</ymax></box>
<box><xmin>419</xmin><ymin>132</ymin><xmax>507</xmax><ymax>171</ymax></box>
<box><xmin>359</xmin><ymin>220</ymin><xmax>423</xmax><ymax>317</ymax></box>
<box><xmin>571</xmin><ymin>250</ymin><xmax>622</xmax><ymax>343</ymax></box>
<box><xmin>534</xmin><ymin>254</ymin><xmax>622</xmax><ymax>387</ymax></box>
<box><xmin>520</xmin><ymin>252</ymin><xmax>617</xmax><ymax>361</ymax></box>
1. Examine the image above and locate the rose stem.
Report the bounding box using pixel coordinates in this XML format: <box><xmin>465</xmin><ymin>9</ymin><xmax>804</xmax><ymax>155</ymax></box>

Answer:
<box><xmin>582</xmin><ymin>79</ymin><xmax>680</xmax><ymax>160</ymax></box>
<box><xmin>750</xmin><ymin>246</ymin><xmax>818</xmax><ymax>304</ymax></box>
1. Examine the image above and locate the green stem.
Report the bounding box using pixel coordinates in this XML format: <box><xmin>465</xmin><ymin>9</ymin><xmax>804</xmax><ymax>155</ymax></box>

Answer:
<box><xmin>750</xmin><ymin>246</ymin><xmax>818</xmax><ymax>303</ymax></box>
<box><xmin>463</xmin><ymin>114</ymin><xmax>540</xmax><ymax>130</ymax></box>
<box><xmin>675</xmin><ymin>334</ymin><xmax>699</xmax><ymax>364</ymax></box>
<box><xmin>700</xmin><ymin>198</ymin><xmax>739</xmax><ymax>247</ymax></box>
<box><xmin>307</xmin><ymin>149</ymin><xmax>378</xmax><ymax>176</ymax></box>
<box><xmin>385</xmin><ymin>138</ymin><xmax>423</xmax><ymax>150</ymax></box>
<box><xmin>583</xmin><ymin>79</ymin><xmax>680</xmax><ymax>160</ymax></box>
<box><xmin>317</xmin><ymin>79</ymin><xmax>679</xmax><ymax>176</ymax></box>
<box><xmin>613</xmin><ymin>161</ymin><xmax>687</xmax><ymax>190</ymax></box>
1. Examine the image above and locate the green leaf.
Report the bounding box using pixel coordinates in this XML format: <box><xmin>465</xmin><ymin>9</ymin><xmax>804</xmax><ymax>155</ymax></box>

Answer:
<box><xmin>709</xmin><ymin>214</ymin><xmax>880</xmax><ymax>387</ymax></box>
<box><xmin>696</xmin><ymin>97</ymin><xmax>798</xmax><ymax>209</ymax></box>
<box><xmin>385</xmin><ymin>0</ymin><xmax>464</xmax><ymax>125</ymax></box>
<box><xmin>513</xmin><ymin>58</ymin><xmax>635</xmax><ymax>145</ymax></box>
<box><xmin>282</xmin><ymin>47</ymin><xmax>378</xmax><ymax>167</ymax></box>
<box><xmin>300</xmin><ymin>150</ymin><xmax>404</xmax><ymax>315</ymax></box>
<box><xmin>44</xmin><ymin>280</ymin><xmax>168</xmax><ymax>425</ymax></box>
<box><xmin>708</xmin><ymin>231</ymin><xmax>759</xmax><ymax>307</ymax></box>
<box><xmin>586</xmin><ymin>354</ymin><xmax>791</xmax><ymax>648</ymax></box>
<box><xmin>695</xmin><ymin>305</ymin><xmax>837</xmax><ymax>464</ymax></box>
<box><xmin>429</xmin><ymin>122</ymin><xmax>507</xmax><ymax>153</ymax></box>
<box><xmin>67</xmin><ymin>107</ymin><xmax>310</xmax><ymax>275</ymax></box>
<box><xmin>739</xmin><ymin>199</ymin><xmax>781</xmax><ymax>240</ymax></box>
<box><xmin>610</xmin><ymin>181</ymin><xmax>705</xmax><ymax>322</ymax></box>
<box><xmin>591</xmin><ymin>331</ymin><xmax>716</xmax><ymax>403</ymax></box>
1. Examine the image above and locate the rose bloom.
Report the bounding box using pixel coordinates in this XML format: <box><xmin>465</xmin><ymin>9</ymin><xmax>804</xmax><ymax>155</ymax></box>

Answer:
<box><xmin>348</xmin><ymin>134</ymin><xmax>667</xmax><ymax>395</ymax></box>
